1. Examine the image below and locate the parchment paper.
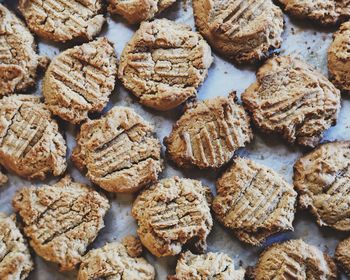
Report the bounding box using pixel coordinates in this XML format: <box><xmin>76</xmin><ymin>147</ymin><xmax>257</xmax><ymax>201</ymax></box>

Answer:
<box><xmin>1</xmin><ymin>0</ymin><xmax>350</xmax><ymax>279</ymax></box>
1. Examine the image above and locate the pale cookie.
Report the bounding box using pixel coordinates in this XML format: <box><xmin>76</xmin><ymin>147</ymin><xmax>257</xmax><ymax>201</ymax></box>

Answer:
<box><xmin>108</xmin><ymin>0</ymin><xmax>176</xmax><ymax>24</ymax></box>
<box><xmin>0</xmin><ymin>4</ymin><xmax>48</xmax><ymax>96</ymax></box>
<box><xmin>78</xmin><ymin>236</ymin><xmax>155</xmax><ymax>280</ymax></box>
<box><xmin>192</xmin><ymin>0</ymin><xmax>284</xmax><ymax>64</ymax></box>
<box><xmin>328</xmin><ymin>20</ymin><xmax>350</xmax><ymax>94</ymax></box>
<box><xmin>43</xmin><ymin>38</ymin><xmax>117</xmax><ymax>124</ymax></box>
<box><xmin>168</xmin><ymin>251</ymin><xmax>245</xmax><ymax>280</ymax></box>
<box><xmin>132</xmin><ymin>177</ymin><xmax>213</xmax><ymax>257</ymax></box>
<box><xmin>0</xmin><ymin>213</ymin><xmax>34</xmax><ymax>280</ymax></box>
<box><xmin>72</xmin><ymin>106</ymin><xmax>162</xmax><ymax>193</ymax></box>
<box><xmin>242</xmin><ymin>56</ymin><xmax>341</xmax><ymax>148</ymax></box>
<box><xmin>294</xmin><ymin>141</ymin><xmax>350</xmax><ymax>231</ymax></box>
<box><xmin>164</xmin><ymin>93</ymin><xmax>253</xmax><ymax>169</ymax></box>
<box><xmin>0</xmin><ymin>169</ymin><xmax>7</xmax><ymax>186</ymax></box>
<box><xmin>118</xmin><ymin>19</ymin><xmax>213</xmax><ymax>111</ymax></box>
<box><xmin>213</xmin><ymin>158</ymin><xmax>297</xmax><ymax>246</ymax></box>
<box><xmin>18</xmin><ymin>0</ymin><xmax>105</xmax><ymax>43</ymax></box>
<box><xmin>12</xmin><ymin>176</ymin><xmax>110</xmax><ymax>271</ymax></box>
<box><xmin>253</xmin><ymin>239</ymin><xmax>337</xmax><ymax>279</ymax></box>
<box><xmin>336</xmin><ymin>237</ymin><xmax>350</xmax><ymax>276</ymax></box>
<box><xmin>277</xmin><ymin>0</ymin><xmax>350</xmax><ymax>26</ymax></box>
<box><xmin>0</xmin><ymin>95</ymin><xmax>67</xmax><ymax>180</ymax></box>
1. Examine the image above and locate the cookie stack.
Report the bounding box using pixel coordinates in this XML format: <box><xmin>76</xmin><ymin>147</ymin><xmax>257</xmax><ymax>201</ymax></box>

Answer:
<box><xmin>0</xmin><ymin>0</ymin><xmax>350</xmax><ymax>279</ymax></box>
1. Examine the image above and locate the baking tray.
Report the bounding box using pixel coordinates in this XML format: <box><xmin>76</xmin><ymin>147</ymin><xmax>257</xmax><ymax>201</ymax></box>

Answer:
<box><xmin>1</xmin><ymin>0</ymin><xmax>350</xmax><ymax>279</ymax></box>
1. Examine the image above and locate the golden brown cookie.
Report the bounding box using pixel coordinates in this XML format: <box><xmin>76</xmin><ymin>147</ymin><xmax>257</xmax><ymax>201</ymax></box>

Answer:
<box><xmin>0</xmin><ymin>169</ymin><xmax>7</xmax><ymax>186</ymax></box>
<box><xmin>277</xmin><ymin>0</ymin><xmax>350</xmax><ymax>26</ymax></box>
<box><xmin>164</xmin><ymin>93</ymin><xmax>253</xmax><ymax>169</ymax></box>
<box><xmin>78</xmin><ymin>236</ymin><xmax>155</xmax><ymax>280</ymax></box>
<box><xmin>132</xmin><ymin>176</ymin><xmax>213</xmax><ymax>257</ymax></box>
<box><xmin>18</xmin><ymin>0</ymin><xmax>105</xmax><ymax>43</ymax></box>
<box><xmin>72</xmin><ymin>106</ymin><xmax>162</xmax><ymax>193</ymax></box>
<box><xmin>43</xmin><ymin>38</ymin><xmax>117</xmax><ymax>124</ymax></box>
<box><xmin>118</xmin><ymin>19</ymin><xmax>213</xmax><ymax>111</ymax></box>
<box><xmin>242</xmin><ymin>56</ymin><xmax>341</xmax><ymax>148</ymax></box>
<box><xmin>108</xmin><ymin>0</ymin><xmax>176</xmax><ymax>24</ymax></box>
<box><xmin>328</xmin><ymin>20</ymin><xmax>350</xmax><ymax>94</ymax></box>
<box><xmin>253</xmin><ymin>239</ymin><xmax>337</xmax><ymax>279</ymax></box>
<box><xmin>213</xmin><ymin>158</ymin><xmax>297</xmax><ymax>246</ymax></box>
<box><xmin>168</xmin><ymin>251</ymin><xmax>245</xmax><ymax>280</ymax></box>
<box><xmin>12</xmin><ymin>176</ymin><xmax>110</xmax><ymax>271</ymax></box>
<box><xmin>0</xmin><ymin>213</ymin><xmax>34</xmax><ymax>280</ymax></box>
<box><xmin>336</xmin><ymin>237</ymin><xmax>350</xmax><ymax>276</ymax></box>
<box><xmin>192</xmin><ymin>0</ymin><xmax>284</xmax><ymax>64</ymax></box>
<box><xmin>294</xmin><ymin>141</ymin><xmax>350</xmax><ymax>231</ymax></box>
<box><xmin>0</xmin><ymin>95</ymin><xmax>67</xmax><ymax>180</ymax></box>
<box><xmin>0</xmin><ymin>4</ymin><xmax>48</xmax><ymax>96</ymax></box>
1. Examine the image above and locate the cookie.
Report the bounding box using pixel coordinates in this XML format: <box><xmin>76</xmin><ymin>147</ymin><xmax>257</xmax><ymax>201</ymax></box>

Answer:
<box><xmin>43</xmin><ymin>38</ymin><xmax>117</xmax><ymax>124</ymax></box>
<box><xmin>0</xmin><ymin>213</ymin><xmax>34</xmax><ymax>280</ymax></box>
<box><xmin>78</xmin><ymin>236</ymin><xmax>155</xmax><ymax>280</ymax></box>
<box><xmin>294</xmin><ymin>141</ymin><xmax>350</xmax><ymax>231</ymax></box>
<box><xmin>132</xmin><ymin>176</ymin><xmax>213</xmax><ymax>257</ymax></box>
<box><xmin>72</xmin><ymin>106</ymin><xmax>162</xmax><ymax>193</ymax></box>
<box><xmin>0</xmin><ymin>169</ymin><xmax>7</xmax><ymax>186</ymax></box>
<box><xmin>242</xmin><ymin>56</ymin><xmax>341</xmax><ymax>148</ymax></box>
<box><xmin>12</xmin><ymin>176</ymin><xmax>110</xmax><ymax>271</ymax></box>
<box><xmin>328</xmin><ymin>20</ymin><xmax>350</xmax><ymax>94</ymax></box>
<box><xmin>18</xmin><ymin>0</ymin><xmax>105</xmax><ymax>43</ymax></box>
<box><xmin>213</xmin><ymin>157</ymin><xmax>297</xmax><ymax>246</ymax></box>
<box><xmin>164</xmin><ymin>93</ymin><xmax>253</xmax><ymax>169</ymax></box>
<box><xmin>168</xmin><ymin>251</ymin><xmax>245</xmax><ymax>280</ymax></box>
<box><xmin>276</xmin><ymin>0</ymin><xmax>350</xmax><ymax>26</ymax></box>
<box><xmin>253</xmin><ymin>239</ymin><xmax>337</xmax><ymax>279</ymax></box>
<box><xmin>0</xmin><ymin>95</ymin><xmax>67</xmax><ymax>180</ymax></box>
<box><xmin>108</xmin><ymin>0</ymin><xmax>176</xmax><ymax>24</ymax></box>
<box><xmin>0</xmin><ymin>4</ymin><xmax>48</xmax><ymax>96</ymax></box>
<box><xmin>336</xmin><ymin>237</ymin><xmax>350</xmax><ymax>276</ymax></box>
<box><xmin>118</xmin><ymin>19</ymin><xmax>213</xmax><ymax>111</ymax></box>
<box><xmin>192</xmin><ymin>0</ymin><xmax>284</xmax><ymax>64</ymax></box>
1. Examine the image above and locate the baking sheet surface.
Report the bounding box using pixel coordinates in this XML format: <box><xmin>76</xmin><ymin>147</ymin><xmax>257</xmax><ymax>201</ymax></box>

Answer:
<box><xmin>1</xmin><ymin>0</ymin><xmax>350</xmax><ymax>279</ymax></box>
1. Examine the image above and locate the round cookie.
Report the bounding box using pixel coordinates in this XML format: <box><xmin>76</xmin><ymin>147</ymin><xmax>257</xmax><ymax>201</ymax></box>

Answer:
<box><xmin>242</xmin><ymin>55</ymin><xmax>341</xmax><ymax>148</ymax></box>
<box><xmin>253</xmin><ymin>239</ymin><xmax>337</xmax><ymax>279</ymax></box>
<box><xmin>168</xmin><ymin>251</ymin><xmax>245</xmax><ymax>280</ymax></box>
<box><xmin>78</xmin><ymin>236</ymin><xmax>155</xmax><ymax>280</ymax></box>
<box><xmin>0</xmin><ymin>4</ymin><xmax>48</xmax><ymax>96</ymax></box>
<box><xmin>192</xmin><ymin>0</ymin><xmax>284</xmax><ymax>64</ymax></box>
<box><xmin>276</xmin><ymin>0</ymin><xmax>350</xmax><ymax>26</ymax></box>
<box><xmin>72</xmin><ymin>106</ymin><xmax>162</xmax><ymax>193</ymax></box>
<box><xmin>12</xmin><ymin>176</ymin><xmax>110</xmax><ymax>272</ymax></box>
<box><xmin>43</xmin><ymin>38</ymin><xmax>117</xmax><ymax>124</ymax></box>
<box><xmin>132</xmin><ymin>176</ymin><xmax>213</xmax><ymax>257</ymax></box>
<box><xmin>336</xmin><ymin>237</ymin><xmax>350</xmax><ymax>276</ymax></box>
<box><xmin>0</xmin><ymin>169</ymin><xmax>7</xmax><ymax>186</ymax></box>
<box><xmin>0</xmin><ymin>95</ymin><xmax>67</xmax><ymax>180</ymax></box>
<box><xmin>118</xmin><ymin>19</ymin><xmax>213</xmax><ymax>111</ymax></box>
<box><xmin>328</xmin><ymin>20</ymin><xmax>350</xmax><ymax>94</ymax></box>
<box><xmin>18</xmin><ymin>0</ymin><xmax>105</xmax><ymax>43</ymax></box>
<box><xmin>164</xmin><ymin>93</ymin><xmax>253</xmax><ymax>169</ymax></box>
<box><xmin>108</xmin><ymin>0</ymin><xmax>176</xmax><ymax>24</ymax></box>
<box><xmin>294</xmin><ymin>141</ymin><xmax>350</xmax><ymax>231</ymax></box>
<box><xmin>0</xmin><ymin>213</ymin><xmax>34</xmax><ymax>280</ymax></box>
<box><xmin>212</xmin><ymin>157</ymin><xmax>297</xmax><ymax>246</ymax></box>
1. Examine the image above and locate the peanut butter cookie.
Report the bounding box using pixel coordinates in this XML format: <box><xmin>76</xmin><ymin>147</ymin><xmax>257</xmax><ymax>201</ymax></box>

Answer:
<box><xmin>18</xmin><ymin>0</ymin><xmax>105</xmax><ymax>43</ymax></box>
<box><xmin>72</xmin><ymin>106</ymin><xmax>162</xmax><ymax>193</ymax></box>
<box><xmin>43</xmin><ymin>38</ymin><xmax>117</xmax><ymax>124</ymax></box>
<box><xmin>164</xmin><ymin>93</ymin><xmax>253</xmax><ymax>169</ymax></box>
<box><xmin>0</xmin><ymin>213</ymin><xmax>34</xmax><ymax>280</ymax></box>
<box><xmin>12</xmin><ymin>176</ymin><xmax>110</xmax><ymax>271</ymax></box>
<box><xmin>132</xmin><ymin>177</ymin><xmax>213</xmax><ymax>257</ymax></box>
<box><xmin>213</xmin><ymin>158</ymin><xmax>297</xmax><ymax>246</ymax></box>
<box><xmin>192</xmin><ymin>0</ymin><xmax>284</xmax><ymax>64</ymax></box>
<box><xmin>336</xmin><ymin>237</ymin><xmax>350</xmax><ymax>276</ymax></box>
<box><xmin>242</xmin><ymin>56</ymin><xmax>341</xmax><ymax>148</ymax></box>
<box><xmin>0</xmin><ymin>95</ymin><xmax>66</xmax><ymax>180</ymax></box>
<box><xmin>118</xmin><ymin>19</ymin><xmax>213</xmax><ymax>110</ymax></box>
